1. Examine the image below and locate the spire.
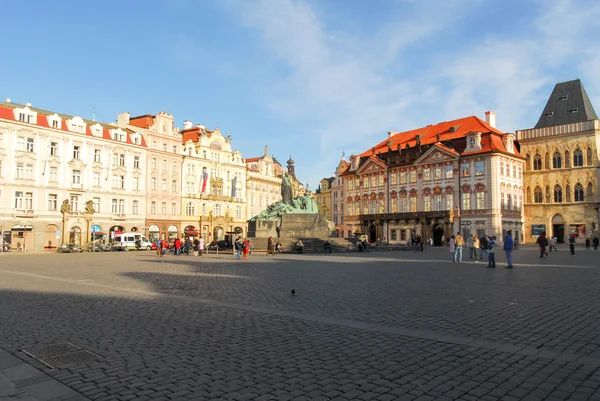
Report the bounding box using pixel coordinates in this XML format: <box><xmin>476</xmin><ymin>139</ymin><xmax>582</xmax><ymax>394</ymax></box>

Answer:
<box><xmin>534</xmin><ymin>79</ymin><xmax>598</xmax><ymax>129</ymax></box>
<box><xmin>264</xmin><ymin>145</ymin><xmax>269</xmax><ymax>156</ymax></box>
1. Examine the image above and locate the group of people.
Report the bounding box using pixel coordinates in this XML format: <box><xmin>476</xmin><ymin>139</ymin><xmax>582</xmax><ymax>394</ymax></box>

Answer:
<box><xmin>448</xmin><ymin>231</ymin><xmax>514</xmax><ymax>268</ymax></box>
<box><xmin>411</xmin><ymin>236</ymin><xmax>425</xmax><ymax>252</ymax></box>
<box><xmin>538</xmin><ymin>233</ymin><xmax>600</xmax><ymax>256</ymax></box>
<box><xmin>234</xmin><ymin>237</ymin><xmax>251</xmax><ymax>260</ymax></box>
<box><xmin>155</xmin><ymin>236</ymin><xmax>206</xmax><ymax>257</ymax></box>
<box><xmin>266</xmin><ymin>236</ymin><xmax>284</xmax><ymax>255</ymax></box>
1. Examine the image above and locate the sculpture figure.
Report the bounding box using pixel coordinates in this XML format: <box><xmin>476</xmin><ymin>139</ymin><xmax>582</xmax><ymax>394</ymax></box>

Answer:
<box><xmin>60</xmin><ymin>199</ymin><xmax>70</xmax><ymax>215</ymax></box>
<box><xmin>84</xmin><ymin>200</ymin><xmax>96</xmax><ymax>214</ymax></box>
<box><xmin>281</xmin><ymin>174</ymin><xmax>294</xmax><ymax>205</ymax></box>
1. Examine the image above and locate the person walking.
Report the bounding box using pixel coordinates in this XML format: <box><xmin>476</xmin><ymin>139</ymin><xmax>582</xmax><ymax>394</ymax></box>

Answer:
<box><xmin>449</xmin><ymin>235</ymin><xmax>456</xmax><ymax>262</ymax></box>
<box><xmin>585</xmin><ymin>237</ymin><xmax>591</xmax><ymax>250</ymax></box>
<box><xmin>267</xmin><ymin>236</ymin><xmax>275</xmax><ymax>256</ymax></box>
<box><xmin>549</xmin><ymin>236</ymin><xmax>558</xmax><ymax>252</ymax></box>
<box><xmin>174</xmin><ymin>238</ymin><xmax>182</xmax><ymax>255</ymax></box>
<box><xmin>536</xmin><ymin>232</ymin><xmax>549</xmax><ymax>258</ymax></box>
<box><xmin>184</xmin><ymin>237</ymin><xmax>192</xmax><ymax>255</ymax></box>
<box><xmin>198</xmin><ymin>236</ymin><xmax>204</xmax><ymax>256</ymax></box>
<box><xmin>193</xmin><ymin>238</ymin><xmax>200</xmax><ymax>256</ymax></box>
<box><xmin>479</xmin><ymin>235</ymin><xmax>488</xmax><ymax>260</ymax></box>
<box><xmin>161</xmin><ymin>239</ymin><xmax>168</xmax><ymax>256</ymax></box>
<box><xmin>454</xmin><ymin>232</ymin><xmax>464</xmax><ymax>263</ymax></box>
<box><xmin>504</xmin><ymin>230</ymin><xmax>514</xmax><ymax>268</ymax></box>
<box><xmin>569</xmin><ymin>234</ymin><xmax>576</xmax><ymax>255</ymax></box>
<box><xmin>155</xmin><ymin>238</ymin><xmax>162</xmax><ymax>257</ymax></box>
<box><xmin>466</xmin><ymin>235</ymin><xmax>474</xmax><ymax>260</ymax></box>
<box><xmin>234</xmin><ymin>237</ymin><xmax>243</xmax><ymax>260</ymax></box>
<box><xmin>593</xmin><ymin>236</ymin><xmax>599</xmax><ymax>251</ymax></box>
<box><xmin>487</xmin><ymin>236</ymin><xmax>497</xmax><ymax>268</ymax></box>
<box><xmin>242</xmin><ymin>238</ymin><xmax>250</xmax><ymax>260</ymax></box>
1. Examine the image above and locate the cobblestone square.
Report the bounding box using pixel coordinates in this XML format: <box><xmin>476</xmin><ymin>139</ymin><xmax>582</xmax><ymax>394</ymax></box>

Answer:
<box><xmin>1</xmin><ymin>246</ymin><xmax>600</xmax><ymax>400</ymax></box>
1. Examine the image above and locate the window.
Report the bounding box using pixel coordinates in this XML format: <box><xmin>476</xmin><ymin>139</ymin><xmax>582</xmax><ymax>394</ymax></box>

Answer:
<box><xmin>202</xmin><ymin>203</ymin><xmax>207</xmax><ymax>216</ymax></box>
<box><xmin>363</xmin><ymin>178</ymin><xmax>369</xmax><ymax>189</ymax></box>
<box><xmin>94</xmin><ymin>149</ymin><xmax>101</xmax><ymax>163</ymax></box>
<box><xmin>73</xmin><ymin>145</ymin><xmax>80</xmax><ymax>159</ymax></box>
<box><xmin>554</xmin><ymin>185</ymin><xmax>562</xmax><ymax>203</ymax></box>
<box><xmin>152</xmin><ymin>158</ymin><xmax>157</xmax><ymax>169</ymax></box>
<box><xmin>186</xmin><ymin>183</ymin><xmax>195</xmax><ymax>194</ymax></box>
<box><xmin>506</xmin><ymin>164</ymin><xmax>511</xmax><ymax>177</ymax></box>
<box><xmin>445</xmin><ymin>165</ymin><xmax>453</xmax><ymax>179</ymax></box>
<box><xmin>162</xmin><ymin>202</ymin><xmax>167</xmax><ymax>215</ymax></box>
<box><xmin>118</xmin><ymin>199</ymin><xmax>126</xmax><ymax>214</ymax></box>
<box><xmin>163</xmin><ymin>143</ymin><xmax>167</xmax><ymax>151</ymax></box>
<box><xmin>185</xmin><ymin>202</ymin><xmax>194</xmax><ymax>216</ymax></box>
<box><xmin>112</xmin><ymin>175</ymin><xmax>125</xmax><ymax>189</ymax></box>
<box><xmin>446</xmin><ymin>194</ymin><xmax>453</xmax><ymax>210</ymax></box>
<box><xmin>476</xmin><ymin>192</ymin><xmax>485</xmax><ymax>209</ymax></box>
<box><xmin>25</xmin><ymin>164</ymin><xmax>33</xmax><ymax>179</ymax></box>
<box><xmin>391</xmin><ymin>198</ymin><xmax>398</xmax><ymax>213</ymax></box>
<box><xmin>16</xmin><ymin>163</ymin><xmax>24</xmax><ymax>179</ymax></box>
<box><xmin>513</xmin><ymin>165</ymin><xmax>517</xmax><ymax>178</ymax></box>
<box><xmin>173</xmin><ymin>145</ymin><xmax>178</xmax><ymax>153</ymax></box>
<box><xmin>16</xmin><ymin>137</ymin><xmax>25</xmax><ymax>151</ymax></box>
<box><xmin>70</xmin><ymin>195</ymin><xmax>79</xmax><ymax>212</ymax></box>
<box><xmin>132</xmin><ymin>200</ymin><xmax>139</xmax><ymax>215</ymax></box>
<box><xmin>93</xmin><ymin>197</ymin><xmax>100</xmax><ymax>213</ymax></box>
<box><xmin>410</xmin><ymin>170</ymin><xmax>416</xmax><ymax>183</ymax></box>
<box><xmin>565</xmin><ymin>150</ymin><xmax>571</xmax><ymax>168</ymax></box>
<box><xmin>93</xmin><ymin>172</ymin><xmax>100</xmax><ymax>187</ymax></box>
<box><xmin>14</xmin><ymin>191</ymin><xmax>23</xmax><ymax>209</ymax></box>
<box><xmin>534</xmin><ymin>186</ymin><xmax>543</xmax><ymax>203</ymax></box>
<box><xmin>518</xmin><ymin>167</ymin><xmax>522</xmax><ymax>179</ymax></box>
<box><xmin>475</xmin><ymin>161</ymin><xmax>485</xmax><ymax>176</ymax></box>
<box><xmin>434</xmin><ymin>167</ymin><xmax>442</xmax><ymax>180</ymax></box>
<box><xmin>507</xmin><ymin>193</ymin><xmax>512</xmax><ymax>209</ymax></box>
<box><xmin>130</xmin><ymin>177</ymin><xmax>138</xmax><ymax>190</ymax></box>
<box><xmin>150</xmin><ymin>201</ymin><xmax>157</xmax><ymax>214</ymax></box>
<box><xmin>423</xmin><ymin>195</ymin><xmax>431</xmax><ymax>212</ymax></box>
<box><xmin>500</xmin><ymin>162</ymin><xmax>504</xmax><ymax>176</ymax></box>
<box><xmin>461</xmin><ymin>163</ymin><xmax>470</xmax><ymax>177</ymax></box>
<box><xmin>533</xmin><ymin>154</ymin><xmax>542</xmax><ymax>170</ymax></box>
<box><xmin>161</xmin><ymin>179</ymin><xmax>167</xmax><ymax>191</ymax></box>
<box><xmin>26</xmin><ymin>138</ymin><xmax>34</xmax><ymax>152</ymax></box>
<box><xmin>371</xmin><ymin>176</ymin><xmax>376</xmax><ymax>187</ymax></box>
<box><xmin>553</xmin><ymin>152</ymin><xmax>562</xmax><ymax>169</ymax></box>
<box><xmin>51</xmin><ymin>120</ymin><xmax>59</xmax><ymax>128</ymax></box>
<box><xmin>213</xmin><ymin>204</ymin><xmax>222</xmax><ymax>216</ymax></box>
<box><xmin>378</xmin><ymin>175</ymin><xmax>384</xmax><ymax>186</ymax></box>
<box><xmin>172</xmin><ymin>180</ymin><xmax>177</xmax><ymax>192</ymax></box>
<box><xmin>235</xmin><ymin>206</ymin><xmax>242</xmax><ymax>219</ymax></box>
<box><xmin>48</xmin><ymin>194</ymin><xmax>58</xmax><ymax>211</ymax></box>
<box><xmin>72</xmin><ymin>170</ymin><xmax>81</xmax><ymax>185</ymax></box>
<box><xmin>501</xmin><ymin>193</ymin><xmax>505</xmax><ymax>209</ymax></box>
<box><xmin>112</xmin><ymin>199</ymin><xmax>119</xmax><ymax>214</ymax></box>
<box><xmin>434</xmin><ymin>195</ymin><xmax>442</xmax><ymax>211</ymax></box>
<box><xmin>588</xmin><ymin>182</ymin><xmax>593</xmax><ymax>196</ymax></box>
<box><xmin>574</xmin><ymin>183</ymin><xmax>584</xmax><ymax>202</ymax></box>
<box><xmin>172</xmin><ymin>203</ymin><xmax>177</xmax><ymax>215</ymax></box>
<box><xmin>133</xmin><ymin>156</ymin><xmax>140</xmax><ymax>168</ymax></box>
<box><xmin>151</xmin><ymin>178</ymin><xmax>156</xmax><ymax>190</ymax></box>
<box><xmin>162</xmin><ymin>160</ymin><xmax>167</xmax><ymax>171</ymax></box>
<box><xmin>462</xmin><ymin>193</ymin><xmax>471</xmax><ymax>210</ymax></box>
<box><xmin>50</xmin><ymin>142</ymin><xmax>58</xmax><ymax>156</ymax></box>
<box><xmin>348</xmin><ymin>180</ymin><xmax>354</xmax><ymax>190</ymax></box>
<box><xmin>409</xmin><ymin>197</ymin><xmax>417</xmax><ymax>212</ymax></box>
<box><xmin>587</xmin><ymin>148</ymin><xmax>593</xmax><ymax>165</ymax></box>
<box><xmin>400</xmin><ymin>171</ymin><xmax>407</xmax><ymax>184</ymax></box>
<box><xmin>423</xmin><ymin>168</ymin><xmax>431</xmax><ymax>181</ymax></box>
<box><xmin>573</xmin><ymin>148</ymin><xmax>584</xmax><ymax>167</ymax></box>
<box><xmin>152</xmin><ymin>141</ymin><xmax>158</xmax><ymax>149</ymax></box>
<box><xmin>19</xmin><ymin>113</ymin><xmax>32</xmax><ymax>123</ymax></box>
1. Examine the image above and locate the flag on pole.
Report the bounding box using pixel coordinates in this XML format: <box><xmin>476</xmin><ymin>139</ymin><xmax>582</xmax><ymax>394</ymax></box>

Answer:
<box><xmin>201</xmin><ymin>171</ymin><xmax>208</xmax><ymax>193</ymax></box>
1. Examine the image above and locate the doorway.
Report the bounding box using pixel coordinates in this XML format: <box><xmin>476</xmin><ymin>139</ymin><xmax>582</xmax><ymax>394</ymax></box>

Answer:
<box><xmin>552</xmin><ymin>214</ymin><xmax>565</xmax><ymax>243</ymax></box>
<box><xmin>433</xmin><ymin>226</ymin><xmax>444</xmax><ymax>246</ymax></box>
<box><xmin>369</xmin><ymin>224</ymin><xmax>376</xmax><ymax>243</ymax></box>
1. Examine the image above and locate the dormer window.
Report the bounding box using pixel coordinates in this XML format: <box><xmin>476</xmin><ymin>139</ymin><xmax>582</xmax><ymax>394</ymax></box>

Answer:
<box><xmin>91</xmin><ymin>124</ymin><xmax>103</xmax><ymax>137</ymax></box>
<box><xmin>72</xmin><ymin>124</ymin><xmax>84</xmax><ymax>133</ymax></box>
<box><xmin>19</xmin><ymin>113</ymin><xmax>32</xmax><ymax>123</ymax></box>
<box><xmin>112</xmin><ymin>130</ymin><xmax>126</xmax><ymax>142</ymax></box>
<box><xmin>570</xmin><ymin>108</ymin><xmax>579</xmax><ymax>113</ymax></box>
<box><xmin>560</xmin><ymin>95</ymin><xmax>568</xmax><ymax>101</ymax></box>
<box><xmin>546</xmin><ymin>112</ymin><xmax>554</xmax><ymax>117</ymax></box>
<box><xmin>52</xmin><ymin>120</ymin><xmax>59</xmax><ymax>128</ymax></box>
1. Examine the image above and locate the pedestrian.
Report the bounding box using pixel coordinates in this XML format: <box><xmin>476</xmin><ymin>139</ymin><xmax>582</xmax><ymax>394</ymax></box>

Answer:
<box><xmin>155</xmin><ymin>238</ymin><xmax>162</xmax><ymax>257</ymax></box>
<box><xmin>198</xmin><ymin>236</ymin><xmax>204</xmax><ymax>256</ymax></box>
<box><xmin>549</xmin><ymin>236</ymin><xmax>558</xmax><ymax>252</ymax></box>
<box><xmin>449</xmin><ymin>235</ymin><xmax>455</xmax><ymax>262</ymax></box>
<box><xmin>479</xmin><ymin>235</ymin><xmax>488</xmax><ymax>260</ymax></box>
<box><xmin>267</xmin><ymin>236</ymin><xmax>275</xmax><ymax>256</ymax></box>
<box><xmin>472</xmin><ymin>235</ymin><xmax>480</xmax><ymax>263</ymax></box>
<box><xmin>234</xmin><ymin>237</ymin><xmax>243</xmax><ymax>260</ymax></box>
<box><xmin>487</xmin><ymin>236</ymin><xmax>497</xmax><ymax>268</ymax></box>
<box><xmin>161</xmin><ymin>239</ymin><xmax>168</xmax><ymax>256</ymax></box>
<box><xmin>276</xmin><ymin>241</ymin><xmax>283</xmax><ymax>253</ymax></box>
<box><xmin>504</xmin><ymin>230</ymin><xmax>514</xmax><ymax>268</ymax></box>
<box><xmin>593</xmin><ymin>236</ymin><xmax>599</xmax><ymax>251</ymax></box>
<box><xmin>296</xmin><ymin>239</ymin><xmax>304</xmax><ymax>254</ymax></box>
<box><xmin>242</xmin><ymin>238</ymin><xmax>250</xmax><ymax>260</ymax></box>
<box><xmin>184</xmin><ymin>237</ymin><xmax>192</xmax><ymax>255</ymax></box>
<box><xmin>536</xmin><ymin>232</ymin><xmax>549</xmax><ymax>258</ymax></box>
<box><xmin>569</xmin><ymin>234</ymin><xmax>576</xmax><ymax>255</ymax></box>
<box><xmin>514</xmin><ymin>232</ymin><xmax>520</xmax><ymax>250</ymax></box>
<box><xmin>466</xmin><ymin>235</ymin><xmax>474</xmax><ymax>259</ymax></box>
<box><xmin>193</xmin><ymin>237</ymin><xmax>200</xmax><ymax>256</ymax></box>
<box><xmin>174</xmin><ymin>238</ymin><xmax>182</xmax><ymax>255</ymax></box>
<box><xmin>454</xmin><ymin>232</ymin><xmax>464</xmax><ymax>263</ymax></box>
<box><xmin>585</xmin><ymin>237</ymin><xmax>591</xmax><ymax>250</ymax></box>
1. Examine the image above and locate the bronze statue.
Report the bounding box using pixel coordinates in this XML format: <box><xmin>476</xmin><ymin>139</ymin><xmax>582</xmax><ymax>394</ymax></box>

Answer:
<box><xmin>281</xmin><ymin>174</ymin><xmax>294</xmax><ymax>205</ymax></box>
<box><xmin>60</xmin><ymin>199</ymin><xmax>70</xmax><ymax>215</ymax></box>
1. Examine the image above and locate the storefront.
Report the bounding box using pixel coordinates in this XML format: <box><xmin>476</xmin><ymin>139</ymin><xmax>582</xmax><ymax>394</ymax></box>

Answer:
<box><xmin>148</xmin><ymin>225</ymin><xmax>160</xmax><ymax>242</ymax></box>
<box><xmin>168</xmin><ymin>225</ymin><xmax>178</xmax><ymax>241</ymax></box>
<box><xmin>90</xmin><ymin>224</ymin><xmax>106</xmax><ymax>244</ymax></box>
<box><xmin>11</xmin><ymin>224</ymin><xmax>33</xmax><ymax>251</ymax></box>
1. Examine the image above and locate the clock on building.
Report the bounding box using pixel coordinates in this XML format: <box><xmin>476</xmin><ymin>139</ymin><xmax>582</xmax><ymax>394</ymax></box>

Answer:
<box><xmin>469</xmin><ymin>137</ymin><xmax>476</xmax><ymax>147</ymax></box>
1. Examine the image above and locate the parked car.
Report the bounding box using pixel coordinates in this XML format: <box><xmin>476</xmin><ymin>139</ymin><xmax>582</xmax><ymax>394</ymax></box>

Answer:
<box><xmin>57</xmin><ymin>244</ymin><xmax>84</xmax><ymax>253</ymax></box>
<box><xmin>87</xmin><ymin>243</ymin><xmax>112</xmax><ymax>252</ymax></box>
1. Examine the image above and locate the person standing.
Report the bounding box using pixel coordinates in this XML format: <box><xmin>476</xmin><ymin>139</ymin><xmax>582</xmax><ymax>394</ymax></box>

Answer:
<box><xmin>198</xmin><ymin>236</ymin><xmax>205</xmax><ymax>256</ymax></box>
<box><xmin>479</xmin><ymin>235</ymin><xmax>488</xmax><ymax>260</ymax></box>
<box><xmin>487</xmin><ymin>236</ymin><xmax>497</xmax><ymax>268</ymax></box>
<box><xmin>536</xmin><ymin>232</ymin><xmax>549</xmax><ymax>258</ymax></box>
<box><xmin>466</xmin><ymin>235</ymin><xmax>474</xmax><ymax>260</ymax></box>
<box><xmin>155</xmin><ymin>238</ymin><xmax>162</xmax><ymax>257</ymax></box>
<box><xmin>593</xmin><ymin>236</ymin><xmax>599</xmax><ymax>251</ymax></box>
<box><xmin>454</xmin><ymin>232</ymin><xmax>464</xmax><ymax>263</ymax></box>
<box><xmin>267</xmin><ymin>236</ymin><xmax>275</xmax><ymax>256</ymax></box>
<box><xmin>184</xmin><ymin>237</ymin><xmax>192</xmax><ymax>255</ymax></box>
<box><xmin>161</xmin><ymin>239</ymin><xmax>168</xmax><ymax>256</ymax></box>
<box><xmin>174</xmin><ymin>238</ymin><xmax>182</xmax><ymax>255</ymax></box>
<box><xmin>242</xmin><ymin>238</ymin><xmax>250</xmax><ymax>260</ymax></box>
<box><xmin>193</xmin><ymin>238</ymin><xmax>200</xmax><ymax>256</ymax></box>
<box><xmin>449</xmin><ymin>235</ymin><xmax>456</xmax><ymax>262</ymax></box>
<box><xmin>234</xmin><ymin>237</ymin><xmax>243</xmax><ymax>260</ymax></box>
<box><xmin>549</xmin><ymin>236</ymin><xmax>558</xmax><ymax>252</ymax></box>
<box><xmin>569</xmin><ymin>234</ymin><xmax>576</xmax><ymax>255</ymax></box>
<box><xmin>472</xmin><ymin>235</ymin><xmax>480</xmax><ymax>263</ymax></box>
<box><xmin>504</xmin><ymin>230</ymin><xmax>514</xmax><ymax>268</ymax></box>
<box><xmin>585</xmin><ymin>237</ymin><xmax>591</xmax><ymax>250</ymax></box>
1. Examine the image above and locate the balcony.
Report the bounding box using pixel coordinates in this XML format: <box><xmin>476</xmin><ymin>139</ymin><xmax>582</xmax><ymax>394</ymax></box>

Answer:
<box><xmin>112</xmin><ymin>213</ymin><xmax>126</xmax><ymax>221</ymax></box>
<box><xmin>358</xmin><ymin>210</ymin><xmax>452</xmax><ymax>224</ymax></box>
<box><xmin>14</xmin><ymin>209</ymin><xmax>35</xmax><ymax>218</ymax></box>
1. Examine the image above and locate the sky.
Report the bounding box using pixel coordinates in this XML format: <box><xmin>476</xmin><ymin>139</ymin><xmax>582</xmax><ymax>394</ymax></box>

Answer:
<box><xmin>2</xmin><ymin>0</ymin><xmax>600</xmax><ymax>189</ymax></box>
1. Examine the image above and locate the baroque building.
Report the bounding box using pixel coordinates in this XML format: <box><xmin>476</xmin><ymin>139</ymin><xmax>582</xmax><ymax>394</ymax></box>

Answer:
<box><xmin>314</xmin><ymin>177</ymin><xmax>333</xmax><ymax>220</ymax></box>
<box><xmin>0</xmin><ymin>100</ymin><xmax>147</xmax><ymax>251</ymax></box>
<box><xmin>180</xmin><ymin>121</ymin><xmax>247</xmax><ymax>242</ymax></box>
<box><xmin>341</xmin><ymin>113</ymin><xmax>525</xmax><ymax>245</ymax></box>
<box><xmin>517</xmin><ymin>79</ymin><xmax>600</xmax><ymax>243</ymax></box>
<box><xmin>331</xmin><ymin>156</ymin><xmax>350</xmax><ymax>237</ymax></box>
<box><xmin>245</xmin><ymin>146</ymin><xmax>283</xmax><ymax>220</ymax></box>
<box><xmin>116</xmin><ymin>112</ymin><xmax>183</xmax><ymax>242</ymax></box>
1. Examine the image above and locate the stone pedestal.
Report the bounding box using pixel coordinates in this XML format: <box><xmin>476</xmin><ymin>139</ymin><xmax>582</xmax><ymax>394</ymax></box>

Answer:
<box><xmin>248</xmin><ymin>213</ymin><xmax>334</xmax><ymax>238</ymax></box>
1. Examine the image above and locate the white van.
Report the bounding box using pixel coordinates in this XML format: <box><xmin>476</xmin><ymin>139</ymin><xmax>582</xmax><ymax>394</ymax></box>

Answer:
<box><xmin>113</xmin><ymin>233</ymin><xmax>153</xmax><ymax>251</ymax></box>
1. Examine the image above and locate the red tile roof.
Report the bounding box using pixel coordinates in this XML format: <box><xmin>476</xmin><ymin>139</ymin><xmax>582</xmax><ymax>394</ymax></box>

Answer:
<box><xmin>129</xmin><ymin>115</ymin><xmax>154</xmax><ymax>129</ymax></box>
<box><xmin>181</xmin><ymin>126</ymin><xmax>215</xmax><ymax>143</ymax></box>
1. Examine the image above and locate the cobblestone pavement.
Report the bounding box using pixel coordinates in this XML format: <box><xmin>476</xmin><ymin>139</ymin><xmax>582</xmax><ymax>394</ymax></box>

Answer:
<box><xmin>1</xmin><ymin>245</ymin><xmax>600</xmax><ymax>400</ymax></box>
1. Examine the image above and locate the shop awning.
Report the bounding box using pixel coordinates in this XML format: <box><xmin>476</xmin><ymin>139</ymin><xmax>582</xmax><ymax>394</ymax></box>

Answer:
<box><xmin>184</xmin><ymin>231</ymin><xmax>199</xmax><ymax>235</ymax></box>
<box><xmin>92</xmin><ymin>232</ymin><xmax>106</xmax><ymax>236</ymax></box>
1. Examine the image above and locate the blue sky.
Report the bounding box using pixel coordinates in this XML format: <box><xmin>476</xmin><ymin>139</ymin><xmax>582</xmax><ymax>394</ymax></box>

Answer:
<box><xmin>2</xmin><ymin>0</ymin><xmax>600</xmax><ymax>188</ymax></box>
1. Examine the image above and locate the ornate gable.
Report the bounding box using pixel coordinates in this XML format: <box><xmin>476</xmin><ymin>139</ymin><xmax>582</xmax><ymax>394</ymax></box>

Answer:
<box><xmin>414</xmin><ymin>144</ymin><xmax>459</xmax><ymax>165</ymax></box>
<box><xmin>355</xmin><ymin>156</ymin><xmax>386</xmax><ymax>175</ymax></box>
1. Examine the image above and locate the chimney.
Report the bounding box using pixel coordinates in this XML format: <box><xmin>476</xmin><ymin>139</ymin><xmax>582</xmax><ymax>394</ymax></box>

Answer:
<box><xmin>116</xmin><ymin>112</ymin><xmax>130</xmax><ymax>127</ymax></box>
<box><xmin>26</xmin><ymin>102</ymin><xmax>32</xmax><ymax>107</ymax></box>
<box><xmin>485</xmin><ymin>111</ymin><xmax>496</xmax><ymax>128</ymax></box>
<box><xmin>5</xmin><ymin>98</ymin><xmax>11</xmax><ymax>103</ymax></box>
<box><xmin>197</xmin><ymin>124</ymin><xmax>206</xmax><ymax>131</ymax></box>
<box><xmin>183</xmin><ymin>120</ymin><xmax>193</xmax><ymax>129</ymax></box>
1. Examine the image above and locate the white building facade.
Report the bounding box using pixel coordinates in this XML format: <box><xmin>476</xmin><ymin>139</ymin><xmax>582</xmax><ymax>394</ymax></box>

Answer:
<box><xmin>245</xmin><ymin>146</ymin><xmax>283</xmax><ymax>220</ymax></box>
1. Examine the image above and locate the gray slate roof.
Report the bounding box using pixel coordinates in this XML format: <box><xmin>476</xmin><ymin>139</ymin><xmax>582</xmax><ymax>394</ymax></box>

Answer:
<box><xmin>534</xmin><ymin>79</ymin><xmax>598</xmax><ymax>129</ymax></box>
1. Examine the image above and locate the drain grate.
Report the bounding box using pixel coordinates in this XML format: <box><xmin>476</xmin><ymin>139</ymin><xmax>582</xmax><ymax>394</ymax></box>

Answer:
<box><xmin>22</xmin><ymin>342</ymin><xmax>101</xmax><ymax>368</ymax></box>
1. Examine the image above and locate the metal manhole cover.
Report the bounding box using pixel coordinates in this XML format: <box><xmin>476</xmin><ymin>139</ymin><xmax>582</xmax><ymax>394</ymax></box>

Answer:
<box><xmin>22</xmin><ymin>342</ymin><xmax>101</xmax><ymax>368</ymax></box>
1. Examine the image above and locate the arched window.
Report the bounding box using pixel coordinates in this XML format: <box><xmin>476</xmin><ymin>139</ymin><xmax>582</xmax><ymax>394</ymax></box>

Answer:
<box><xmin>185</xmin><ymin>201</ymin><xmax>195</xmax><ymax>216</ymax></box>
<box><xmin>526</xmin><ymin>187</ymin><xmax>531</xmax><ymax>203</ymax></box>
<box><xmin>533</xmin><ymin>154</ymin><xmax>542</xmax><ymax>170</ymax></box>
<box><xmin>588</xmin><ymin>183</ymin><xmax>593</xmax><ymax>196</ymax></box>
<box><xmin>574</xmin><ymin>183</ymin><xmax>584</xmax><ymax>201</ymax></box>
<box><xmin>587</xmin><ymin>147</ymin><xmax>593</xmax><ymax>165</ymax></box>
<box><xmin>552</xmin><ymin>152</ymin><xmax>562</xmax><ymax>169</ymax></box>
<box><xmin>534</xmin><ymin>186</ymin><xmax>543</xmax><ymax>203</ymax></box>
<box><xmin>566</xmin><ymin>185</ymin><xmax>571</xmax><ymax>202</ymax></box>
<box><xmin>544</xmin><ymin>152</ymin><xmax>550</xmax><ymax>170</ymax></box>
<box><xmin>565</xmin><ymin>150</ymin><xmax>571</xmax><ymax>167</ymax></box>
<box><xmin>554</xmin><ymin>185</ymin><xmax>562</xmax><ymax>203</ymax></box>
<box><xmin>574</xmin><ymin>148</ymin><xmax>583</xmax><ymax>167</ymax></box>
<box><xmin>526</xmin><ymin>154</ymin><xmax>531</xmax><ymax>171</ymax></box>
<box><xmin>213</xmin><ymin>203</ymin><xmax>222</xmax><ymax>216</ymax></box>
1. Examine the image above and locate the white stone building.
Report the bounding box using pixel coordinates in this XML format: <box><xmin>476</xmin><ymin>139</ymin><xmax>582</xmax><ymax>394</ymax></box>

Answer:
<box><xmin>0</xmin><ymin>100</ymin><xmax>147</xmax><ymax>251</ymax></box>
<box><xmin>245</xmin><ymin>146</ymin><xmax>283</xmax><ymax>220</ymax></box>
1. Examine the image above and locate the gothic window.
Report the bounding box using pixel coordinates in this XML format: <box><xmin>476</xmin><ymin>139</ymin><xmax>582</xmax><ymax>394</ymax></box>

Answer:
<box><xmin>526</xmin><ymin>187</ymin><xmax>531</xmax><ymax>203</ymax></box>
<box><xmin>554</xmin><ymin>185</ymin><xmax>562</xmax><ymax>203</ymax></box>
<box><xmin>587</xmin><ymin>183</ymin><xmax>593</xmax><ymax>196</ymax></box>
<box><xmin>574</xmin><ymin>183</ymin><xmax>584</xmax><ymax>202</ymax></box>
<box><xmin>565</xmin><ymin>150</ymin><xmax>571</xmax><ymax>168</ymax></box>
<box><xmin>552</xmin><ymin>152</ymin><xmax>562</xmax><ymax>169</ymax></box>
<box><xmin>566</xmin><ymin>185</ymin><xmax>571</xmax><ymax>202</ymax></box>
<box><xmin>587</xmin><ymin>147</ymin><xmax>593</xmax><ymax>165</ymax></box>
<box><xmin>574</xmin><ymin>148</ymin><xmax>584</xmax><ymax>167</ymax></box>
<box><xmin>544</xmin><ymin>153</ymin><xmax>550</xmax><ymax>170</ymax></box>
<box><xmin>533</xmin><ymin>154</ymin><xmax>542</xmax><ymax>171</ymax></box>
<box><xmin>534</xmin><ymin>186</ymin><xmax>543</xmax><ymax>203</ymax></box>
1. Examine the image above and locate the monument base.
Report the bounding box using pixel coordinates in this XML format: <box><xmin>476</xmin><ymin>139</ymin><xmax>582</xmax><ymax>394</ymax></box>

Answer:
<box><xmin>247</xmin><ymin>213</ymin><xmax>334</xmax><ymax>238</ymax></box>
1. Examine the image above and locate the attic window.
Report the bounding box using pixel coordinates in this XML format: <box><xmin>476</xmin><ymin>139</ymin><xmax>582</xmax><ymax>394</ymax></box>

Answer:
<box><xmin>560</xmin><ymin>95</ymin><xmax>568</xmax><ymax>101</ymax></box>
<box><xmin>570</xmin><ymin>108</ymin><xmax>579</xmax><ymax>113</ymax></box>
<box><xmin>449</xmin><ymin>127</ymin><xmax>456</xmax><ymax>133</ymax></box>
<box><xmin>546</xmin><ymin>112</ymin><xmax>554</xmax><ymax>117</ymax></box>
